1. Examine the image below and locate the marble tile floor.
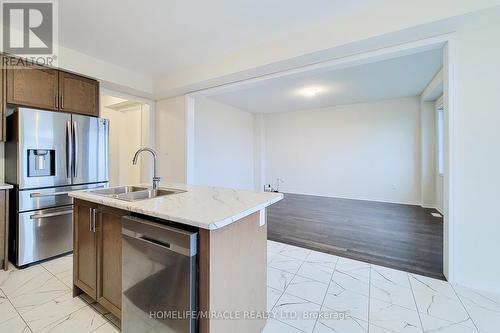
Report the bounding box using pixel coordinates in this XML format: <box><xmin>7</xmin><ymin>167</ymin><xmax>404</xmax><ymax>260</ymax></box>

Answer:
<box><xmin>265</xmin><ymin>240</ymin><xmax>500</xmax><ymax>333</ymax></box>
<box><xmin>0</xmin><ymin>254</ymin><xmax>119</xmax><ymax>333</ymax></box>
<box><xmin>1</xmin><ymin>241</ymin><xmax>499</xmax><ymax>333</ymax></box>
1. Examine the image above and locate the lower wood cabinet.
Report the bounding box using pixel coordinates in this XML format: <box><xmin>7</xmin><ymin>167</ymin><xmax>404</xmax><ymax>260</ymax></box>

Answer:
<box><xmin>73</xmin><ymin>199</ymin><xmax>128</xmax><ymax>319</ymax></box>
<box><xmin>1</xmin><ymin>56</ymin><xmax>6</xmax><ymax>142</ymax></box>
<box><xmin>96</xmin><ymin>205</ymin><xmax>128</xmax><ymax>318</ymax></box>
<box><xmin>0</xmin><ymin>190</ymin><xmax>9</xmax><ymax>270</ymax></box>
<box><xmin>73</xmin><ymin>199</ymin><xmax>98</xmax><ymax>298</ymax></box>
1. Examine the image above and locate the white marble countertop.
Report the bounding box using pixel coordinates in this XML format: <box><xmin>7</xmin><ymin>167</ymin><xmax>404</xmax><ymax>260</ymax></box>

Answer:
<box><xmin>0</xmin><ymin>183</ymin><xmax>13</xmax><ymax>190</ymax></box>
<box><xmin>69</xmin><ymin>183</ymin><xmax>283</xmax><ymax>230</ymax></box>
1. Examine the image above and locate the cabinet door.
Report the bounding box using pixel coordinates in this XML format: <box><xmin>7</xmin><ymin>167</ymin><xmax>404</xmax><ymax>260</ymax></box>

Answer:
<box><xmin>0</xmin><ymin>190</ymin><xmax>7</xmax><ymax>270</ymax></box>
<box><xmin>6</xmin><ymin>61</ymin><xmax>58</xmax><ymax>110</ymax></box>
<box><xmin>1</xmin><ymin>56</ymin><xmax>6</xmax><ymax>142</ymax></box>
<box><xmin>59</xmin><ymin>71</ymin><xmax>99</xmax><ymax>116</ymax></box>
<box><xmin>73</xmin><ymin>199</ymin><xmax>98</xmax><ymax>299</ymax></box>
<box><xmin>97</xmin><ymin>205</ymin><xmax>127</xmax><ymax>318</ymax></box>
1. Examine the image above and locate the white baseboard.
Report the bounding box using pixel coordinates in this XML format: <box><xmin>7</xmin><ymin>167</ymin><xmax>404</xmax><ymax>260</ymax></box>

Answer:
<box><xmin>421</xmin><ymin>203</ymin><xmax>442</xmax><ymax>211</ymax></box>
<box><xmin>279</xmin><ymin>191</ymin><xmax>448</xmax><ymax>212</ymax></box>
<box><xmin>281</xmin><ymin>190</ymin><xmax>423</xmax><ymax>206</ymax></box>
<box><xmin>436</xmin><ymin>207</ymin><xmax>444</xmax><ymax>215</ymax></box>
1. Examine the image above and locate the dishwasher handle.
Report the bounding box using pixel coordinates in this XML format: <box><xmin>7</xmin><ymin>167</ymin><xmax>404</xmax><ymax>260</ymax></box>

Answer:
<box><xmin>123</xmin><ymin>231</ymin><xmax>171</xmax><ymax>250</ymax></box>
<box><xmin>122</xmin><ymin>216</ymin><xmax>198</xmax><ymax>257</ymax></box>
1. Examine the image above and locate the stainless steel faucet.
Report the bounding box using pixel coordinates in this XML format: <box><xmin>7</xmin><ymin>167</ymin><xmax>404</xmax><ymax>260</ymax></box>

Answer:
<box><xmin>132</xmin><ymin>148</ymin><xmax>161</xmax><ymax>190</ymax></box>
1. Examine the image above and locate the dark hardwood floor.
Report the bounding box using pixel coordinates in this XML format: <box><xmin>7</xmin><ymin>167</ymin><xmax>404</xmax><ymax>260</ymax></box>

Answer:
<box><xmin>267</xmin><ymin>193</ymin><xmax>445</xmax><ymax>280</ymax></box>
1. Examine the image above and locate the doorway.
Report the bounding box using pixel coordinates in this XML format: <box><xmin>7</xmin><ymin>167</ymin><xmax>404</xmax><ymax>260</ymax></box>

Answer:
<box><xmin>100</xmin><ymin>94</ymin><xmax>153</xmax><ymax>186</ymax></box>
<box><xmin>188</xmin><ymin>38</ymin><xmax>451</xmax><ymax>280</ymax></box>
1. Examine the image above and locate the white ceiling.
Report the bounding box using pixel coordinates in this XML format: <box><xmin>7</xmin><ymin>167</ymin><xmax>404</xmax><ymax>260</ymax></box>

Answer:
<box><xmin>58</xmin><ymin>0</ymin><xmax>387</xmax><ymax>78</ymax></box>
<box><xmin>210</xmin><ymin>48</ymin><xmax>443</xmax><ymax>113</ymax></box>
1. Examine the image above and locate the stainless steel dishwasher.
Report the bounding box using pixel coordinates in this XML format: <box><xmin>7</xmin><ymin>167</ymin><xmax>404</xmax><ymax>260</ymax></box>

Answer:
<box><xmin>122</xmin><ymin>216</ymin><xmax>198</xmax><ymax>333</ymax></box>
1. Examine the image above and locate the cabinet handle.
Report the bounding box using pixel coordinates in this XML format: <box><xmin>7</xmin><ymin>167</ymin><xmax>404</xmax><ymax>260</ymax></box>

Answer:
<box><xmin>55</xmin><ymin>95</ymin><xmax>58</xmax><ymax>108</ymax></box>
<box><xmin>92</xmin><ymin>208</ymin><xmax>97</xmax><ymax>232</ymax></box>
<box><xmin>89</xmin><ymin>208</ymin><xmax>97</xmax><ymax>232</ymax></box>
<box><xmin>89</xmin><ymin>208</ymin><xmax>93</xmax><ymax>232</ymax></box>
<box><xmin>60</xmin><ymin>95</ymin><xmax>64</xmax><ymax>109</ymax></box>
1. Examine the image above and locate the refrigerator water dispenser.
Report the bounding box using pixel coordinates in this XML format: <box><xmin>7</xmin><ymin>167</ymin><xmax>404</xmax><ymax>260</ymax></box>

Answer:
<box><xmin>27</xmin><ymin>149</ymin><xmax>55</xmax><ymax>177</ymax></box>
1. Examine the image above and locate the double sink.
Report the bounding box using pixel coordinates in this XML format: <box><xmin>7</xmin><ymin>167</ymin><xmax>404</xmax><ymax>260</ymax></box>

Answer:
<box><xmin>89</xmin><ymin>186</ymin><xmax>186</xmax><ymax>201</ymax></box>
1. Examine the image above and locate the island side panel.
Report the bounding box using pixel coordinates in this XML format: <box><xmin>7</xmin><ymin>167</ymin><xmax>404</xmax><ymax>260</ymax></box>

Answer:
<box><xmin>199</xmin><ymin>227</ymin><xmax>211</xmax><ymax>333</ymax></box>
<box><xmin>199</xmin><ymin>210</ymin><xmax>267</xmax><ymax>333</ymax></box>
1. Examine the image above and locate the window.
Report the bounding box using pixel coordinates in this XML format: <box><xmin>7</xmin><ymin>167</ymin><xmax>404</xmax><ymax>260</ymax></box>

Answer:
<box><xmin>437</xmin><ymin>105</ymin><xmax>445</xmax><ymax>175</ymax></box>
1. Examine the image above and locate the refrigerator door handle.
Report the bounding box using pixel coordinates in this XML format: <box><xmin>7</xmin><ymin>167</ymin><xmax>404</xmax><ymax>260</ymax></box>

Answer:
<box><xmin>66</xmin><ymin>121</ymin><xmax>72</xmax><ymax>179</ymax></box>
<box><xmin>31</xmin><ymin>191</ymin><xmax>72</xmax><ymax>198</ymax></box>
<box><xmin>72</xmin><ymin>120</ymin><xmax>79</xmax><ymax>178</ymax></box>
<box><xmin>29</xmin><ymin>185</ymin><xmax>106</xmax><ymax>198</ymax></box>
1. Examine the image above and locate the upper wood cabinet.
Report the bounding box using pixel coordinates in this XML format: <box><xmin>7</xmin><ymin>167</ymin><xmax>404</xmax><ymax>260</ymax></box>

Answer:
<box><xmin>1</xmin><ymin>55</ymin><xmax>6</xmax><ymax>141</ymax></box>
<box><xmin>6</xmin><ymin>61</ymin><xmax>59</xmax><ymax>111</ymax></box>
<box><xmin>4</xmin><ymin>57</ymin><xmax>99</xmax><ymax>117</ymax></box>
<box><xmin>59</xmin><ymin>71</ymin><xmax>99</xmax><ymax>116</ymax></box>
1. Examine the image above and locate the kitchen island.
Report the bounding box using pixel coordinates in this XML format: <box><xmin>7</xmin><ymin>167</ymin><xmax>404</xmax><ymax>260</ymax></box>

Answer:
<box><xmin>69</xmin><ymin>183</ymin><xmax>282</xmax><ymax>333</ymax></box>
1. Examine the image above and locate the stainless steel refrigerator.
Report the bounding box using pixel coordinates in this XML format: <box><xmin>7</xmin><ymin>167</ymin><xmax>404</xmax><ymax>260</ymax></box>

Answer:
<box><xmin>5</xmin><ymin>107</ymin><xmax>109</xmax><ymax>267</ymax></box>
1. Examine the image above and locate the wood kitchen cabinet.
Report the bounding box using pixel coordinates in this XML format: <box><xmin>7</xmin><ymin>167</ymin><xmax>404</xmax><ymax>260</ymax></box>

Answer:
<box><xmin>73</xmin><ymin>199</ymin><xmax>127</xmax><ymax>319</ymax></box>
<box><xmin>0</xmin><ymin>190</ymin><xmax>9</xmax><ymax>270</ymax></box>
<box><xmin>96</xmin><ymin>205</ymin><xmax>128</xmax><ymax>318</ymax></box>
<box><xmin>73</xmin><ymin>195</ymin><xmax>271</xmax><ymax>332</ymax></box>
<box><xmin>4</xmin><ymin>57</ymin><xmax>99</xmax><ymax>116</ymax></box>
<box><xmin>59</xmin><ymin>71</ymin><xmax>99</xmax><ymax>116</ymax></box>
<box><xmin>1</xmin><ymin>55</ymin><xmax>6</xmax><ymax>141</ymax></box>
<box><xmin>73</xmin><ymin>199</ymin><xmax>98</xmax><ymax>298</ymax></box>
<box><xmin>6</xmin><ymin>60</ymin><xmax>59</xmax><ymax>111</ymax></box>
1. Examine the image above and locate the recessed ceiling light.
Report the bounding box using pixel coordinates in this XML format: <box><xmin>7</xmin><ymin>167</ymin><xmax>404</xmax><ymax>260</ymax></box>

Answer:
<box><xmin>298</xmin><ymin>86</ymin><xmax>326</xmax><ymax>97</ymax></box>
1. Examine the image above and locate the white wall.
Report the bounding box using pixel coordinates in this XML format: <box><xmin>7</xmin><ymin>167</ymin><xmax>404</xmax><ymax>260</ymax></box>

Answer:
<box><xmin>450</xmin><ymin>22</ymin><xmax>500</xmax><ymax>294</ymax></box>
<box><xmin>435</xmin><ymin>97</ymin><xmax>444</xmax><ymax>214</ymax></box>
<box><xmin>420</xmin><ymin>100</ymin><xmax>437</xmax><ymax>208</ymax></box>
<box><xmin>420</xmin><ymin>68</ymin><xmax>443</xmax><ymax>212</ymax></box>
<box><xmin>58</xmin><ymin>46</ymin><xmax>153</xmax><ymax>98</ymax></box>
<box><xmin>0</xmin><ymin>143</ymin><xmax>4</xmax><ymax>183</ymax></box>
<box><xmin>263</xmin><ymin>97</ymin><xmax>421</xmax><ymax>204</ymax></box>
<box><xmin>139</xmin><ymin>104</ymin><xmax>153</xmax><ymax>184</ymax></box>
<box><xmin>193</xmin><ymin>98</ymin><xmax>255</xmax><ymax>190</ymax></box>
<box><xmin>100</xmin><ymin>101</ymin><xmax>143</xmax><ymax>186</ymax></box>
<box><xmin>155</xmin><ymin>96</ymin><xmax>189</xmax><ymax>183</ymax></box>
<box><xmin>436</xmin><ymin>173</ymin><xmax>444</xmax><ymax>214</ymax></box>
<box><xmin>253</xmin><ymin>113</ymin><xmax>266</xmax><ymax>192</ymax></box>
